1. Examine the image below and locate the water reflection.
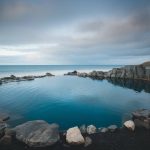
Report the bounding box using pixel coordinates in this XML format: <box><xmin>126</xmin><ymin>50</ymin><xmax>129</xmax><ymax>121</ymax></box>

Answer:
<box><xmin>107</xmin><ymin>78</ymin><xmax>150</xmax><ymax>93</ymax></box>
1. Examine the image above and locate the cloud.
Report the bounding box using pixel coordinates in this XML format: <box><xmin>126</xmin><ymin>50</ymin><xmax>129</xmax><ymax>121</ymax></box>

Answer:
<box><xmin>0</xmin><ymin>0</ymin><xmax>150</xmax><ymax>64</ymax></box>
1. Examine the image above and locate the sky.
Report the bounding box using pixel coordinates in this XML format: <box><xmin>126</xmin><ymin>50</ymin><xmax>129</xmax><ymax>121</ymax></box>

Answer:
<box><xmin>0</xmin><ymin>0</ymin><xmax>150</xmax><ymax>65</ymax></box>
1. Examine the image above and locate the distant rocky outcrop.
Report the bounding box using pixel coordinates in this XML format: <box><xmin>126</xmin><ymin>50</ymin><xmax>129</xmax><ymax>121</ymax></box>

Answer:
<box><xmin>64</xmin><ymin>61</ymin><xmax>150</xmax><ymax>81</ymax></box>
<box><xmin>0</xmin><ymin>72</ymin><xmax>54</xmax><ymax>85</ymax></box>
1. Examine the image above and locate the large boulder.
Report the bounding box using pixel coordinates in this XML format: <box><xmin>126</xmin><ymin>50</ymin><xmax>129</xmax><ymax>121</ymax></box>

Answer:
<box><xmin>87</xmin><ymin>125</ymin><xmax>96</xmax><ymax>134</ymax></box>
<box><xmin>66</xmin><ymin>126</ymin><xmax>85</xmax><ymax>145</ymax></box>
<box><xmin>132</xmin><ymin>109</ymin><xmax>150</xmax><ymax>129</ymax></box>
<box><xmin>132</xmin><ymin>109</ymin><xmax>150</xmax><ymax>119</ymax></box>
<box><xmin>124</xmin><ymin>120</ymin><xmax>135</xmax><ymax>131</ymax></box>
<box><xmin>13</xmin><ymin>120</ymin><xmax>60</xmax><ymax>147</ymax></box>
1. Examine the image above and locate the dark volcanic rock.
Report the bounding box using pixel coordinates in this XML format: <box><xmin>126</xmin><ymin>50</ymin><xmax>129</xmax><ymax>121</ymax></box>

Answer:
<box><xmin>46</xmin><ymin>73</ymin><xmax>54</xmax><ymax>76</ymax></box>
<box><xmin>0</xmin><ymin>72</ymin><xmax>54</xmax><ymax>85</ymax></box>
<box><xmin>13</xmin><ymin>120</ymin><xmax>60</xmax><ymax>147</ymax></box>
<box><xmin>22</xmin><ymin>76</ymin><xmax>35</xmax><ymax>81</ymax></box>
<box><xmin>64</xmin><ymin>70</ymin><xmax>78</xmax><ymax>76</ymax></box>
<box><xmin>10</xmin><ymin>75</ymin><xmax>16</xmax><ymax>79</ymax></box>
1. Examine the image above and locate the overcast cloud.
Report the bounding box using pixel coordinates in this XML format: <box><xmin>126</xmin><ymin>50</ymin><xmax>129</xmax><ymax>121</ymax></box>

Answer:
<box><xmin>0</xmin><ymin>0</ymin><xmax>150</xmax><ymax>65</ymax></box>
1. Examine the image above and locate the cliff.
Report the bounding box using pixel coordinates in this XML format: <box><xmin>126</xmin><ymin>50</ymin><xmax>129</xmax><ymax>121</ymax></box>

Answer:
<box><xmin>65</xmin><ymin>61</ymin><xmax>150</xmax><ymax>81</ymax></box>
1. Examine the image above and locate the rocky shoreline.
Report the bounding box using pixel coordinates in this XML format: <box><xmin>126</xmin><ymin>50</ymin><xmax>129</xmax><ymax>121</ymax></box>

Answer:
<box><xmin>0</xmin><ymin>109</ymin><xmax>150</xmax><ymax>150</ymax></box>
<box><xmin>0</xmin><ymin>61</ymin><xmax>150</xmax><ymax>149</ymax></box>
<box><xmin>65</xmin><ymin>61</ymin><xmax>150</xmax><ymax>81</ymax></box>
<box><xmin>0</xmin><ymin>73</ymin><xmax>54</xmax><ymax>85</ymax></box>
<box><xmin>0</xmin><ymin>62</ymin><xmax>149</xmax><ymax>86</ymax></box>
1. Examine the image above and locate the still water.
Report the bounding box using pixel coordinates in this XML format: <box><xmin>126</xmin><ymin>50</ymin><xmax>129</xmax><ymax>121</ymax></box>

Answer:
<box><xmin>0</xmin><ymin>75</ymin><xmax>150</xmax><ymax>129</ymax></box>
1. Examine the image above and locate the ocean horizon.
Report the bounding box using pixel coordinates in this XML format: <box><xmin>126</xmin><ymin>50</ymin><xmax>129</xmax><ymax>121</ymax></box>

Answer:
<box><xmin>0</xmin><ymin>65</ymin><xmax>122</xmax><ymax>77</ymax></box>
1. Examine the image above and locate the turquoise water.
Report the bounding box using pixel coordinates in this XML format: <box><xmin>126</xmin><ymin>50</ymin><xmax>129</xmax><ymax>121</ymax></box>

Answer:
<box><xmin>0</xmin><ymin>74</ymin><xmax>150</xmax><ymax>129</ymax></box>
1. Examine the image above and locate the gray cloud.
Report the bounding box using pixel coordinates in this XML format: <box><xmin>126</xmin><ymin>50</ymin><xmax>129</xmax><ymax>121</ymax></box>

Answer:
<box><xmin>0</xmin><ymin>0</ymin><xmax>150</xmax><ymax>65</ymax></box>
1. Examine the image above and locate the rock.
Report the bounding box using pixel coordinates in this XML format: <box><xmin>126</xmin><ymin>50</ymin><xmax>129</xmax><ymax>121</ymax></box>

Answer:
<box><xmin>0</xmin><ymin>113</ymin><xmax>10</xmax><ymax>121</ymax></box>
<box><xmin>132</xmin><ymin>109</ymin><xmax>150</xmax><ymax>119</ymax></box>
<box><xmin>87</xmin><ymin>125</ymin><xmax>96</xmax><ymax>134</ymax></box>
<box><xmin>77</xmin><ymin>72</ymin><xmax>88</xmax><ymax>77</ymax></box>
<box><xmin>132</xmin><ymin>109</ymin><xmax>150</xmax><ymax>129</ymax></box>
<box><xmin>134</xmin><ymin>119</ymin><xmax>150</xmax><ymax>129</ymax></box>
<box><xmin>88</xmin><ymin>71</ymin><xmax>104</xmax><ymax>79</ymax></box>
<box><xmin>108</xmin><ymin>125</ymin><xmax>118</xmax><ymax>132</ymax></box>
<box><xmin>0</xmin><ymin>80</ymin><xmax>2</xmax><ymax>85</ymax></box>
<box><xmin>66</xmin><ymin>126</ymin><xmax>85</xmax><ymax>145</ymax></box>
<box><xmin>65</xmin><ymin>70</ymin><xmax>78</xmax><ymax>76</ymax></box>
<box><xmin>0</xmin><ymin>123</ymin><xmax>8</xmax><ymax>138</ymax></box>
<box><xmin>46</xmin><ymin>73</ymin><xmax>54</xmax><ymax>76</ymax></box>
<box><xmin>14</xmin><ymin>120</ymin><xmax>60</xmax><ymax>147</ymax></box>
<box><xmin>124</xmin><ymin>120</ymin><xmax>135</xmax><ymax>131</ymax></box>
<box><xmin>84</xmin><ymin>136</ymin><xmax>92</xmax><ymax>147</ymax></box>
<box><xmin>5</xmin><ymin>128</ymin><xmax>16</xmax><ymax>137</ymax></box>
<box><xmin>22</xmin><ymin>76</ymin><xmax>35</xmax><ymax>81</ymax></box>
<box><xmin>10</xmin><ymin>75</ymin><xmax>16</xmax><ymax>79</ymax></box>
<box><xmin>0</xmin><ymin>135</ymin><xmax>12</xmax><ymax>145</ymax></box>
<box><xmin>100</xmin><ymin>128</ymin><xmax>108</xmax><ymax>133</ymax></box>
<box><xmin>80</xmin><ymin>125</ymin><xmax>86</xmax><ymax>133</ymax></box>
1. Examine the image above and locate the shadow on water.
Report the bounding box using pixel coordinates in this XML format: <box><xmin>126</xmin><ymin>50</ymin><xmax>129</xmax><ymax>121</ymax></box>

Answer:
<box><xmin>107</xmin><ymin>78</ymin><xmax>150</xmax><ymax>93</ymax></box>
